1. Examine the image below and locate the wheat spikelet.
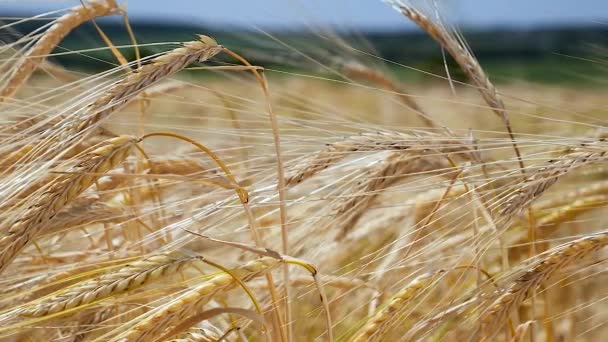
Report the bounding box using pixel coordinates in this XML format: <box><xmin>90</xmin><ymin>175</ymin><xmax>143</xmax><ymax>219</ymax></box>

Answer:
<box><xmin>480</xmin><ymin>231</ymin><xmax>608</xmax><ymax>340</ymax></box>
<box><xmin>0</xmin><ymin>0</ymin><xmax>119</xmax><ymax>101</ymax></box>
<box><xmin>502</xmin><ymin>144</ymin><xmax>608</xmax><ymax>216</ymax></box>
<box><xmin>0</xmin><ymin>135</ymin><xmax>137</xmax><ymax>273</ymax></box>
<box><xmin>113</xmin><ymin>257</ymin><xmax>279</xmax><ymax>342</ymax></box>
<box><xmin>336</xmin><ymin>152</ymin><xmax>451</xmax><ymax>239</ymax></box>
<box><xmin>69</xmin><ymin>35</ymin><xmax>223</xmax><ymax>136</ymax></box>
<box><xmin>286</xmin><ymin>131</ymin><xmax>465</xmax><ymax>186</ymax></box>
<box><xmin>18</xmin><ymin>254</ymin><xmax>198</xmax><ymax>317</ymax></box>
<box><xmin>352</xmin><ymin>270</ymin><xmax>445</xmax><ymax>341</ymax></box>
<box><xmin>510</xmin><ymin>321</ymin><xmax>535</xmax><ymax>342</ymax></box>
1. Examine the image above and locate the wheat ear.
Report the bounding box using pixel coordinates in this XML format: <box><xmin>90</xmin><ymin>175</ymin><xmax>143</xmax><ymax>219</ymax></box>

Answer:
<box><xmin>2</xmin><ymin>35</ymin><xmax>222</xmax><ymax>170</ymax></box>
<box><xmin>502</xmin><ymin>142</ymin><xmax>607</xmax><ymax>215</ymax></box>
<box><xmin>286</xmin><ymin>131</ymin><xmax>464</xmax><ymax>186</ymax></box>
<box><xmin>336</xmin><ymin>153</ymin><xmax>450</xmax><ymax>239</ymax></box>
<box><xmin>479</xmin><ymin>231</ymin><xmax>608</xmax><ymax>340</ymax></box>
<box><xmin>18</xmin><ymin>254</ymin><xmax>198</xmax><ymax>317</ymax></box>
<box><xmin>0</xmin><ymin>135</ymin><xmax>137</xmax><ymax>274</ymax></box>
<box><xmin>352</xmin><ymin>270</ymin><xmax>445</xmax><ymax>341</ymax></box>
<box><xmin>390</xmin><ymin>3</ymin><xmax>525</xmax><ymax>173</ymax></box>
<box><xmin>0</xmin><ymin>0</ymin><xmax>119</xmax><ymax>101</ymax></box>
<box><xmin>112</xmin><ymin>257</ymin><xmax>279</xmax><ymax>342</ymax></box>
<box><xmin>69</xmin><ymin>35</ymin><xmax>223</xmax><ymax>135</ymax></box>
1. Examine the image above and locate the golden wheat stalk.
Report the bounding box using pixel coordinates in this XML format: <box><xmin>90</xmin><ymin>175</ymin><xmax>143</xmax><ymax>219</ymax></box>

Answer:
<box><xmin>0</xmin><ymin>136</ymin><xmax>136</xmax><ymax>273</ymax></box>
<box><xmin>0</xmin><ymin>0</ymin><xmax>119</xmax><ymax>101</ymax></box>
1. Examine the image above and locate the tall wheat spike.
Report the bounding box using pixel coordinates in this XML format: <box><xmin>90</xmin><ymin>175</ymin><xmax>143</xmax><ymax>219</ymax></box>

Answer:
<box><xmin>3</xmin><ymin>35</ymin><xmax>223</xmax><ymax>170</ymax></box>
<box><xmin>388</xmin><ymin>1</ymin><xmax>525</xmax><ymax>172</ymax></box>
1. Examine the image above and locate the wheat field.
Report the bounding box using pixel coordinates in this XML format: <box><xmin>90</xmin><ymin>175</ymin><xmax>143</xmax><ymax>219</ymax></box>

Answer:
<box><xmin>0</xmin><ymin>1</ymin><xmax>607</xmax><ymax>341</ymax></box>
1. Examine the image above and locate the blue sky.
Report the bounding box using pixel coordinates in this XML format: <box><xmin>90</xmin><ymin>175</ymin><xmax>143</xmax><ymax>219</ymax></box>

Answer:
<box><xmin>1</xmin><ymin>0</ymin><xmax>606</xmax><ymax>30</ymax></box>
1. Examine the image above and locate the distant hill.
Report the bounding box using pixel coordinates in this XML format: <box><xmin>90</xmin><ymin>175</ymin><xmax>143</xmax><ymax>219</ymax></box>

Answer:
<box><xmin>1</xmin><ymin>13</ymin><xmax>606</xmax><ymax>83</ymax></box>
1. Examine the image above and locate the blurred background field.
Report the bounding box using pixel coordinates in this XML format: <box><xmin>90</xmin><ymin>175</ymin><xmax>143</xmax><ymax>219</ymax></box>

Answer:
<box><xmin>2</xmin><ymin>1</ymin><xmax>607</xmax><ymax>85</ymax></box>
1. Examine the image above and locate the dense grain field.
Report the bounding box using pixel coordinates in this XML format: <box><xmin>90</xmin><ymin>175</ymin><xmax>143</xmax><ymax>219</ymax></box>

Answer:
<box><xmin>0</xmin><ymin>1</ymin><xmax>607</xmax><ymax>341</ymax></box>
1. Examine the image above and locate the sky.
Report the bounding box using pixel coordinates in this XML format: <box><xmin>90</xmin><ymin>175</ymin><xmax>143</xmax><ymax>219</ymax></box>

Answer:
<box><xmin>1</xmin><ymin>0</ymin><xmax>606</xmax><ymax>30</ymax></box>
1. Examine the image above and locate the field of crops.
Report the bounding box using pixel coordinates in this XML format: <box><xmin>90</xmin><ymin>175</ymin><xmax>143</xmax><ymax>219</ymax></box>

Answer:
<box><xmin>0</xmin><ymin>1</ymin><xmax>607</xmax><ymax>341</ymax></box>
